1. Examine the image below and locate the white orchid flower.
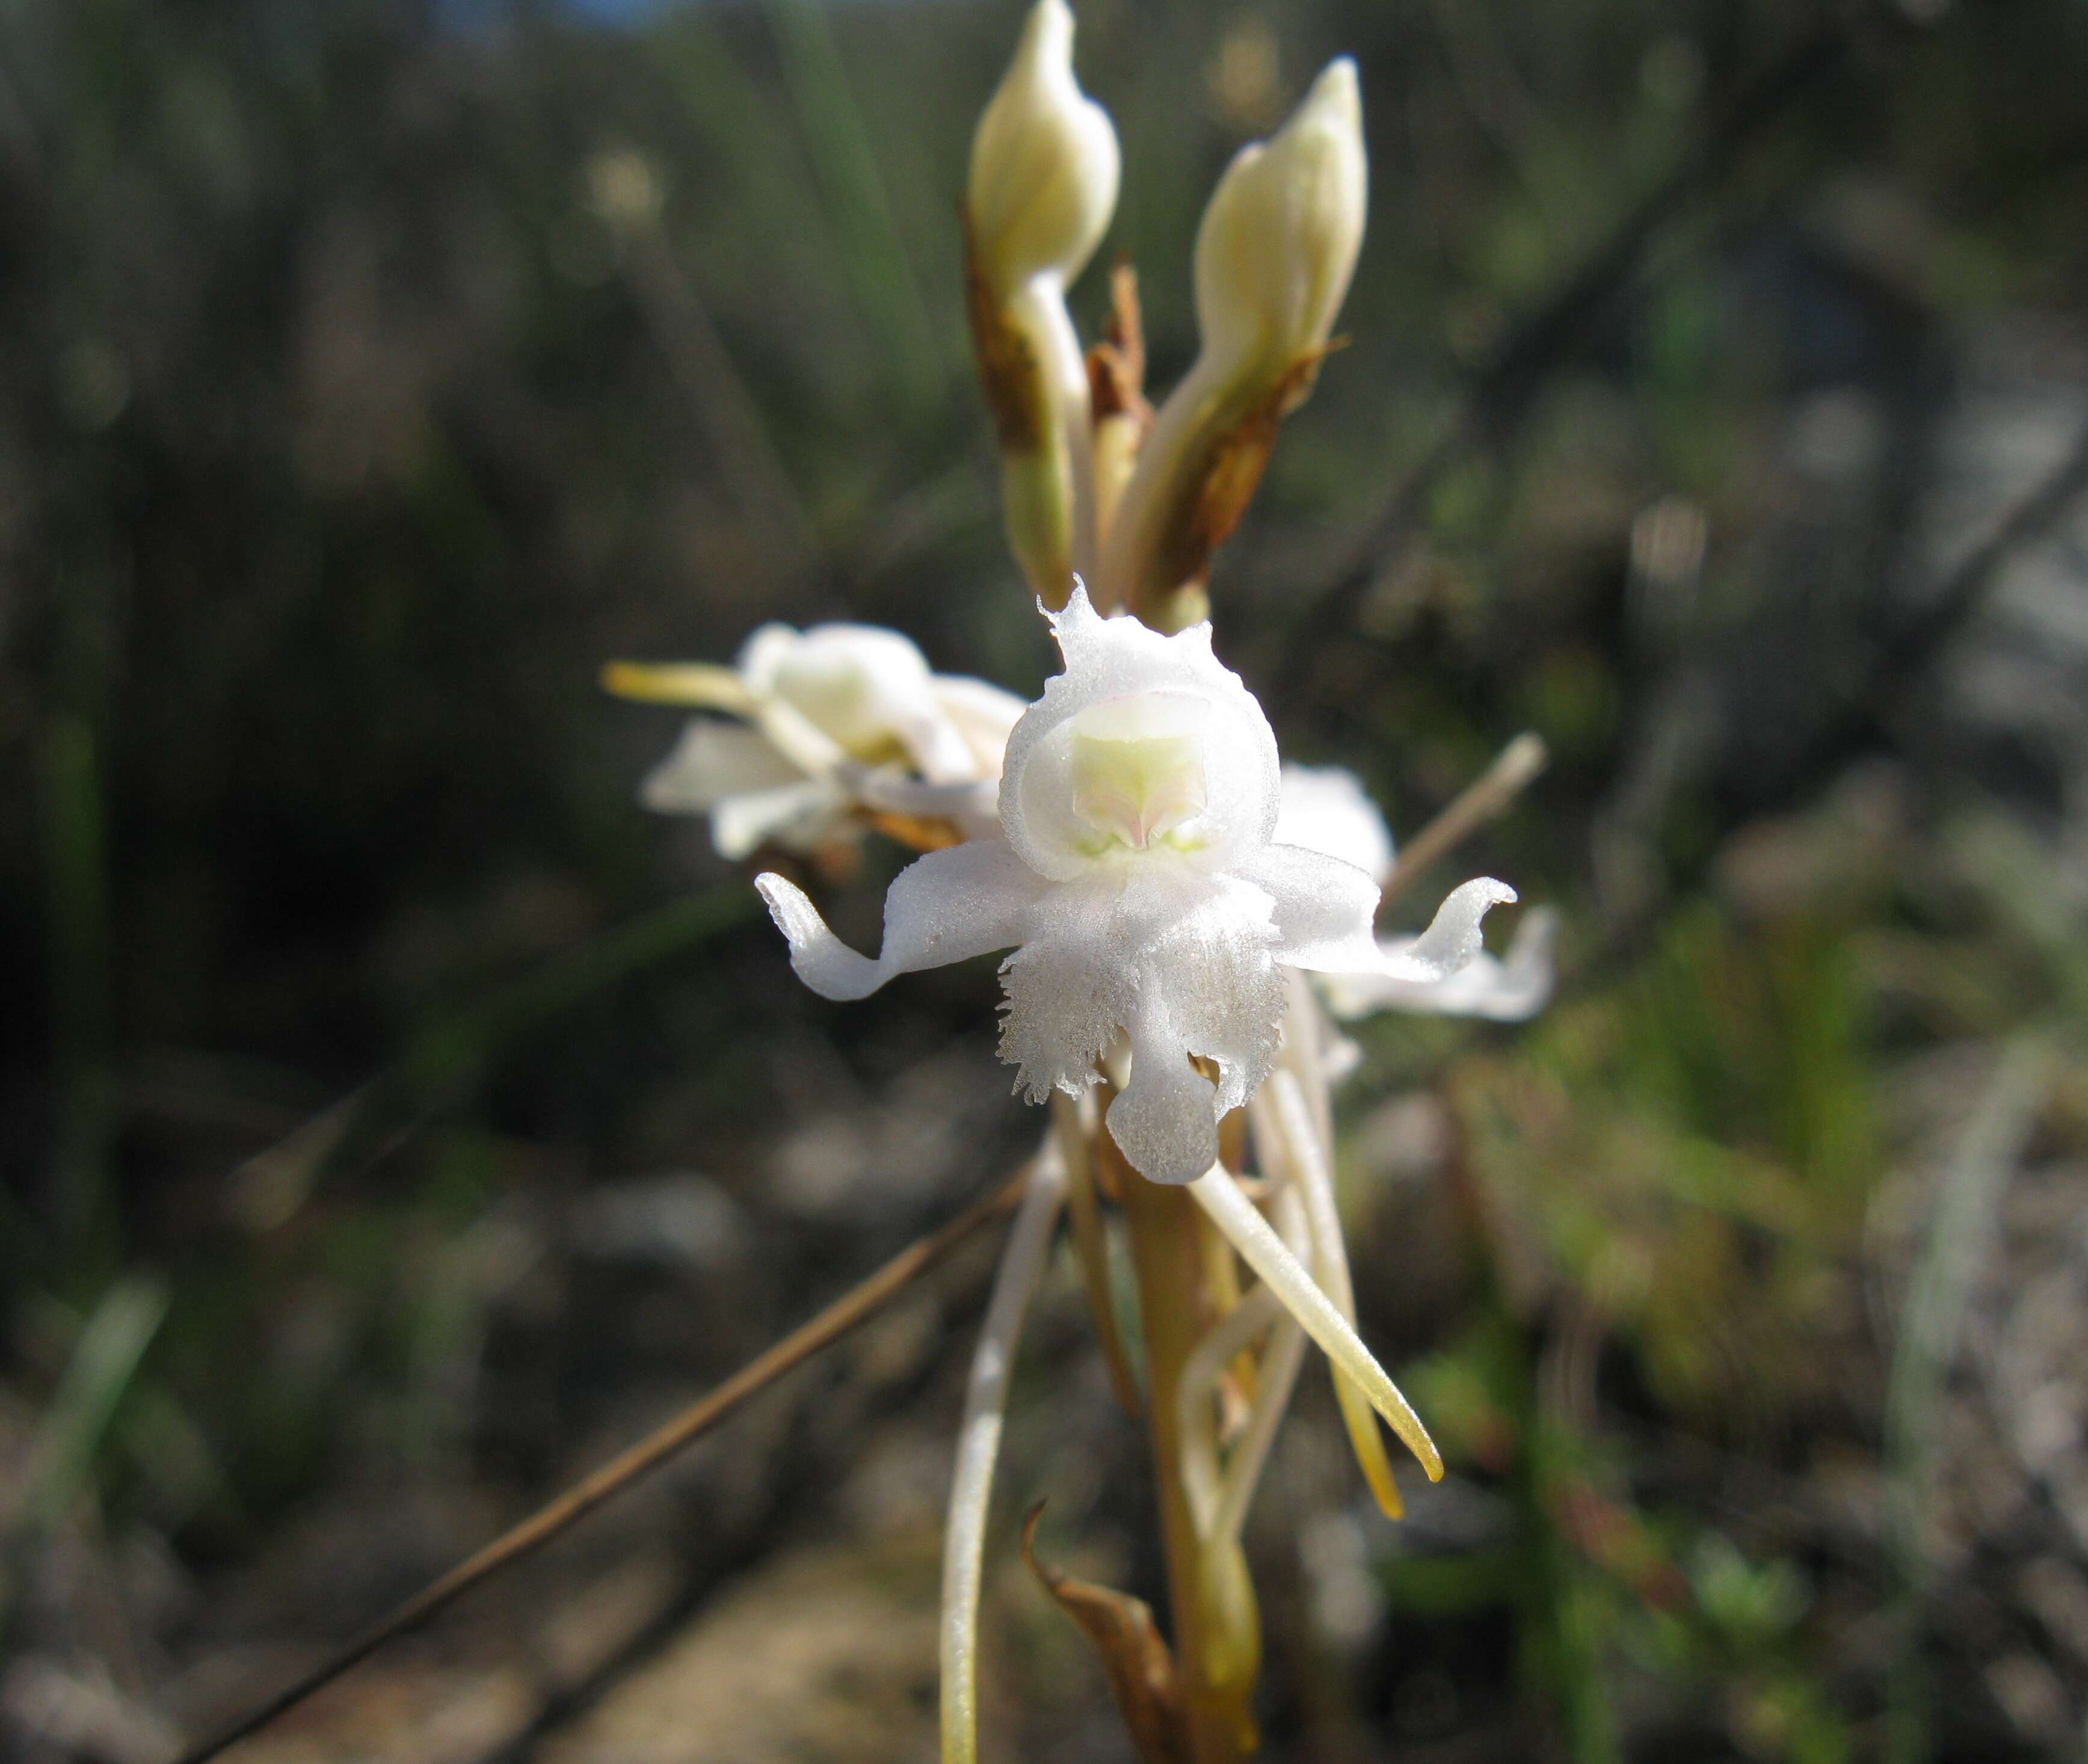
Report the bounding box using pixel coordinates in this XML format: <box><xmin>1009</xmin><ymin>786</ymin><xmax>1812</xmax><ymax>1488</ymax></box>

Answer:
<box><xmin>609</xmin><ymin>623</ymin><xmax>1026</xmax><ymax>862</ymax></box>
<box><xmin>1275</xmin><ymin>762</ymin><xmax>1556</xmax><ymax>1024</ymax></box>
<box><xmin>756</xmin><ymin>585</ymin><xmax>1512</xmax><ymax>1183</ymax></box>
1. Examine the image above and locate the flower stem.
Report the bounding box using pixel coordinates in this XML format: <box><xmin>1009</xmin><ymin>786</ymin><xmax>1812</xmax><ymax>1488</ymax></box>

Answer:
<box><xmin>1176</xmin><ymin>1283</ymin><xmax>1282</xmax><ymax>1537</ymax></box>
<box><xmin>941</xmin><ymin>1146</ymin><xmax>1068</xmax><ymax>1764</ymax></box>
<box><xmin>1113</xmin><ymin>1128</ymin><xmax>1261</xmax><ymax>1764</ymax></box>
<box><xmin>1052</xmin><ymin>1090</ymin><xmax>1141</xmax><ymax>1416</ymax></box>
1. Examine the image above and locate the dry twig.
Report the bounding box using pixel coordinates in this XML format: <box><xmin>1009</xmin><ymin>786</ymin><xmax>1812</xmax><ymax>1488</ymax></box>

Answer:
<box><xmin>170</xmin><ymin>1165</ymin><xmax>1033</xmax><ymax>1764</ymax></box>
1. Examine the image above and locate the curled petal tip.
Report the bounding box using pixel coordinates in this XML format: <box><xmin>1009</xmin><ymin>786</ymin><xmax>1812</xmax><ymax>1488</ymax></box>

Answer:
<box><xmin>1390</xmin><ymin>877</ymin><xmax>1516</xmax><ymax>981</ymax></box>
<box><xmin>755</xmin><ymin>872</ymin><xmax>883</xmax><ymax>1002</ymax></box>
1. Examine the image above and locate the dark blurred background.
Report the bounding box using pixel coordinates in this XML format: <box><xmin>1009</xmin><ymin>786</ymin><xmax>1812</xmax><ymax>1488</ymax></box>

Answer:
<box><xmin>3</xmin><ymin>0</ymin><xmax>2087</xmax><ymax>1759</ymax></box>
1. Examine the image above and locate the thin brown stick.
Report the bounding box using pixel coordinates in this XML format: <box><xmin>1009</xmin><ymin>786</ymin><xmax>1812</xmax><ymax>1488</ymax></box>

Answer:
<box><xmin>170</xmin><ymin>1165</ymin><xmax>1033</xmax><ymax>1764</ymax></box>
<box><xmin>1379</xmin><ymin>732</ymin><xmax>1548</xmax><ymax>911</ymax></box>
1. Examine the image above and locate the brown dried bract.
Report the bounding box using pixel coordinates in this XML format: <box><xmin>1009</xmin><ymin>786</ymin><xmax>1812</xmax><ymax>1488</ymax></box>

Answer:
<box><xmin>964</xmin><ymin>217</ymin><xmax>1046</xmax><ymax>451</ymax></box>
<box><xmin>1087</xmin><ymin>262</ymin><xmax>1153</xmax><ymax>431</ymax></box>
<box><xmin>864</xmin><ymin>809</ymin><xmax>965</xmax><ymax>853</ymax></box>
<box><xmin>1148</xmin><ymin>351</ymin><xmax>1323</xmax><ymax>609</ymax></box>
<box><xmin>1021</xmin><ymin>1505</ymin><xmax>1193</xmax><ymax>1764</ymax></box>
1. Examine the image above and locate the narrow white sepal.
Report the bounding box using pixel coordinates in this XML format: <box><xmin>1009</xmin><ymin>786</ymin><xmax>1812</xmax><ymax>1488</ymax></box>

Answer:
<box><xmin>1325</xmin><ymin>905</ymin><xmax>1557</xmax><ymax>1022</ymax></box>
<box><xmin>1187</xmin><ymin>1162</ymin><xmax>1443</xmax><ymax>1479</ymax></box>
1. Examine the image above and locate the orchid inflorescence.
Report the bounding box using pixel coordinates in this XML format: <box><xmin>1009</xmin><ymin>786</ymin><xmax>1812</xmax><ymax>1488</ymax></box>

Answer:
<box><xmin>608</xmin><ymin>6</ymin><xmax>1551</xmax><ymax>1759</ymax></box>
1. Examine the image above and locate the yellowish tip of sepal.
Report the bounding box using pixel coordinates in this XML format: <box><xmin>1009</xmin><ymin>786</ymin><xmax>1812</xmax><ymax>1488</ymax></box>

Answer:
<box><xmin>599</xmin><ymin>661</ymin><xmax>755</xmax><ymax>712</ymax></box>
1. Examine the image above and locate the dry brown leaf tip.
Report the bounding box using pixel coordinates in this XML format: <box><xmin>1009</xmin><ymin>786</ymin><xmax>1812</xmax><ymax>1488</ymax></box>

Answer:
<box><xmin>1021</xmin><ymin>1504</ymin><xmax>1193</xmax><ymax>1764</ymax></box>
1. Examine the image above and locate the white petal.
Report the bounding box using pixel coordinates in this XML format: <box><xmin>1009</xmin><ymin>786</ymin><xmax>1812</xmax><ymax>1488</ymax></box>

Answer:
<box><xmin>1234</xmin><ymin>842</ymin><xmax>1386</xmax><ymax>973</ymax></box>
<box><xmin>929</xmin><ymin>676</ymin><xmax>1029</xmax><ymax>777</ymax></box>
<box><xmin>1107</xmin><ymin>981</ymin><xmax>1228</xmax><ymax>1185</ymax></box>
<box><xmin>1275</xmin><ymin>764</ymin><xmax>1395</xmax><ymax>883</ymax></box>
<box><xmin>1140</xmin><ymin>874</ymin><xmax>1285</xmax><ymax>1123</ymax></box>
<box><xmin>756</xmin><ymin>839</ymin><xmax>1046</xmax><ymax>1002</ymax></box>
<box><xmin>1323</xmin><ymin>906</ymin><xmax>1557</xmax><ymax>1022</ymax></box>
<box><xmin>639</xmin><ymin>720</ymin><xmax>807</xmax><ymax>814</ymax></box>
<box><xmin>890</xmin><ymin>708</ymin><xmax>986</xmax><ymax>786</ymax></box>
<box><xmin>741</xmin><ymin>621</ymin><xmax>968</xmax><ymax>779</ymax></box>
<box><xmin>1002</xmin><ymin>866</ymin><xmax>1283</xmax><ymax>1183</ymax></box>
<box><xmin>996</xmin><ymin>866</ymin><xmax>1174</xmax><ymax>1103</ymax></box>
<box><xmin>710</xmin><ymin>779</ymin><xmax>850</xmax><ymax>862</ymax></box>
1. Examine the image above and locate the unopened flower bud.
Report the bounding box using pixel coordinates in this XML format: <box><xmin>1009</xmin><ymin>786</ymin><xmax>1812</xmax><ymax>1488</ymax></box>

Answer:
<box><xmin>1192</xmin><ymin>58</ymin><xmax>1364</xmax><ymax>386</ymax></box>
<box><xmin>1098</xmin><ymin>60</ymin><xmax>1366</xmax><ymax>629</ymax></box>
<box><xmin>969</xmin><ymin>0</ymin><xmax>1119</xmax><ymax>296</ymax></box>
<box><xmin>965</xmin><ymin>0</ymin><xmax>1120</xmax><ymax>608</ymax></box>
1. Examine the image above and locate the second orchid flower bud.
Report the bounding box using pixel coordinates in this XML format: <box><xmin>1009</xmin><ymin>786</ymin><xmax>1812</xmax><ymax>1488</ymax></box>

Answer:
<box><xmin>1100</xmin><ymin>58</ymin><xmax>1366</xmax><ymax>631</ymax></box>
<box><xmin>966</xmin><ymin>0</ymin><xmax>1119</xmax><ymax>609</ymax></box>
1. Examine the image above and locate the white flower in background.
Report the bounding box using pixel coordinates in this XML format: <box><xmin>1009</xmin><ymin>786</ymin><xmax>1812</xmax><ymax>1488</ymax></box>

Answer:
<box><xmin>1275</xmin><ymin>762</ymin><xmax>1556</xmax><ymax>1023</ymax></box>
<box><xmin>609</xmin><ymin>623</ymin><xmax>1026</xmax><ymax>861</ymax></box>
<box><xmin>1275</xmin><ymin>763</ymin><xmax>1396</xmax><ymax>884</ymax></box>
<box><xmin>756</xmin><ymin>586</ymin><xmax>1512</xmax><ymax>1183</ymax></box>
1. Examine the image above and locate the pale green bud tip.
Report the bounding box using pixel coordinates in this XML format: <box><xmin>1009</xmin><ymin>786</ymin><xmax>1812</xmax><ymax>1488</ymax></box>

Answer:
<box><xmin>1192</xmin><ymin>55</ymin><xmax>1366</xmax><ymax>382</ymax></box>
<box><xmin>967</xmin><ymin>0</ymin><xmax>1121</xmax><ymax>291</ymax></box>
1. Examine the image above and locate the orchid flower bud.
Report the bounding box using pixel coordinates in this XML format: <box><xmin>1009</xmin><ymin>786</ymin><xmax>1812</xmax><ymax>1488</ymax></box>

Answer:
<box><xmin>968</xmin><ymin>0</ymin><xmax>1119</xmax><ymax>297</ymax></box>
<box><xmin>756</xmin><ymin>585</ymin><xmax>1514</xmax><ymax>1183</ymax></box>
<box><xmin>965</xmin><ymin>0</ymin><xmax>1120</xmax><ymax>609</ymax></box>
<box><xmin>1098</xmin><ymin>59</ymin><xmax>1366</xmax><ymax>629</ymax></box>
<box><xmin>1191</xmin><ymin>58</ymin><xmax>1365</xmax><ymax>389</ymax></box>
